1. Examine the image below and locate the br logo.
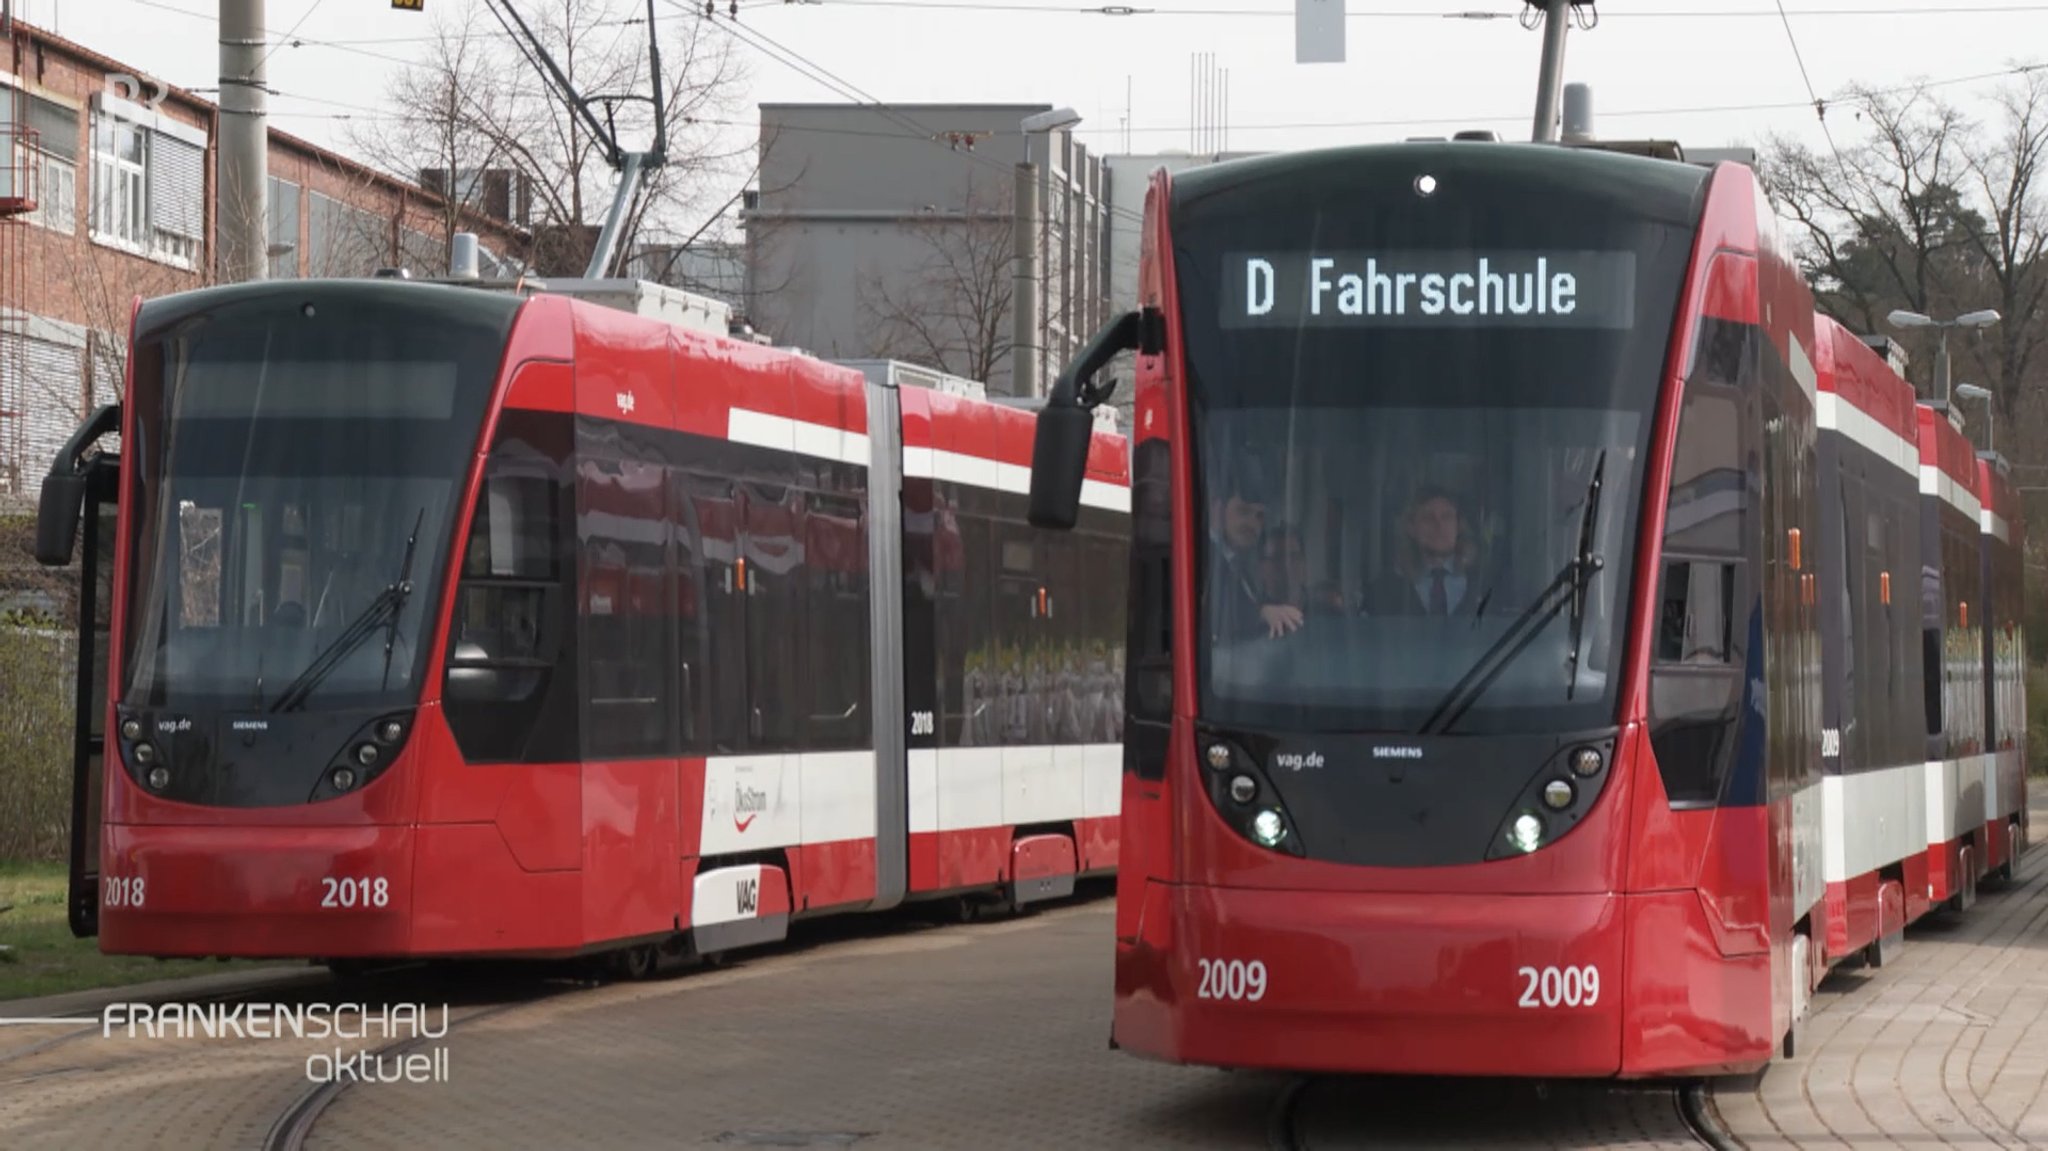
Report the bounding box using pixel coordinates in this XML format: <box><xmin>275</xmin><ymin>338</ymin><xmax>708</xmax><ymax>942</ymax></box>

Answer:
<box><xmin>104</xmin><ymin>73</ymin><xmax>168</xmax><ymax>112</ymax></box>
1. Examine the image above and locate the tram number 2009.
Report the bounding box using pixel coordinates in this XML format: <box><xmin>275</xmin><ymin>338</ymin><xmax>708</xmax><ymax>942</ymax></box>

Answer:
<box><xmin>1196</xmin><ymin>958</ymin><xmax>1268</xmax><ymax>1002</ymax></box>
<box><xmin>321</xmin><ymin>876</ymin><xmax>390</xmax><ymax>909</ymax></box>
<box><xmin>1517</xmin><ymin>965</ymin><xmax>1600</xmax><ymax>1008</ymax></box>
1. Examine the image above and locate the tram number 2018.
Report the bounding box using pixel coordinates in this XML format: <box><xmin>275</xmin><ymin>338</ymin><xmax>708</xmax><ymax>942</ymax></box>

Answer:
<box><xmin>104</xmin><ymin>876</ymin><xmax>146</xmax><ymax>907</ymax></box>
<box><xmin>1196</xmin><ymin>958</ymin><xmax>1268</xmax><ymax>1002</ymax></box>
<box><xmin>1517</xmin><ymin>965</ymin><xmax>1599</xmax><ymax>1008</ymax></box>
<box><xmin>910</xmin><ymin>711</ymin><xmax>935</xmax><ymax>736</ymax></box>
<box><xmin>321</xmin><ymin>876</ymin><xmax>390</xmax><ymax>909</ymax></box>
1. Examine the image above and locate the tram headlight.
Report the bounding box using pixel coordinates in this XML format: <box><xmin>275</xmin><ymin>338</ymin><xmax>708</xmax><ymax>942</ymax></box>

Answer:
<box><xmin>377</xmin><ymin>720</ymin><xmax>404</xmax><ymax>745</ymax></box>
<box><xmin>1542</xmin><ymin>779</ymin><xmax>1575</xmax><ymax>810</ymax></box>
<box><xmin>133</xmin><ymin>742</ymin><xmax>156</xmax><ymax>766</ymax></box>
<box><xmin>1250</xmin><ymin>808</ymin><xmax>1286</xmax><ymax>847</ymax></box>
<box><xmin>1571</xmin><ymin>747</ymin><xmax>1603</xmax><ymax>777</ymax></box>
<box><xmin>120</xmin><ymin>719</ymin><xmax>142</xmax><ymax>742</ymax></box>
<box><xmin>146</xmin><ymin>766</ymin><xmax>170</xmax><ymax>791</ymax></box>
<box><xmin>354</xmin><ymin>743</ymin><xmax>379</xmax><ymax>767</ymax></box>
<box><xmin>332</xmin><ymin>766</ymin><xmax>357</xmax><ymax>792</ymax></box>
<box><xmin>1229</xmin><ymin>774</ymin><xmax>1258</xmax><ymax>804</ymax></box>
<box><xmin>1507</xmin><ymin>812</ymin><xmax>1544</xmax><ymax>854</ymax></box>
<box><xmin>1205</xmin><ymin>743</ymin><xmax>1231</xmax><ymax>770</ymax></box>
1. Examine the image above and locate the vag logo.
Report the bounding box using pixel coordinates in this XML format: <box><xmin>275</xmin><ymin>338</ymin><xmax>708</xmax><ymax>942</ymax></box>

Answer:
<box><xmin>1372</xmin><ymin>746</ymin><xmax>1423</xmax><ymax>759</ymax></box>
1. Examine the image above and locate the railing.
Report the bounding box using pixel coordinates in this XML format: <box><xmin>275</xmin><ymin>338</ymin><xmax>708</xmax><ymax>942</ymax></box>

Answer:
<box><xmin>0</xmin><ymin>124</ymin><xmax>39</xmax><ymax>216</ymax></box>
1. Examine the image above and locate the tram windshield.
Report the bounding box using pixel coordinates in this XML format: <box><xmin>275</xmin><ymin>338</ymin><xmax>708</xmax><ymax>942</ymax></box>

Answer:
<box><xmin>120</xmin><ymin>286</ymin><xmax>515</xmax><ymax>711</ymax></box>
<box><xmin>1174</xmin><ymin>147</ymin><xmax>1706</xmax><ymax>736</ymax></box>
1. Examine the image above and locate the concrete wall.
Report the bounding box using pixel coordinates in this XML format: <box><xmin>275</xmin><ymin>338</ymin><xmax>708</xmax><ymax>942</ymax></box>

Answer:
<box><xmin>743</xmin><ymin>103</ymin><xmax>1108</xmax><ymax>397</ymax></box>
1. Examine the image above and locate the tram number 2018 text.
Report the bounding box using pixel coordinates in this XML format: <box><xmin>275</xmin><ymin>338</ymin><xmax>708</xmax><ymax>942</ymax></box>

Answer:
<box><xmin>1517</xmin><ymin>965</ymin><xmax>1599</xmax><ymax>1008</ymax></box>
<box><xmin>104</xmin><ymin>876</ymin><xmax>145</xmax><ymax>907</ymax></box>
<box><xmin>1196</xmin><ymin>958</ymin><xmax>1268</xmax><ymax>1002</ymax></box>
<box><xmin>321</xmin><ymin>876</ymin><xmax>390</xmax><ymax>909</ymax></box>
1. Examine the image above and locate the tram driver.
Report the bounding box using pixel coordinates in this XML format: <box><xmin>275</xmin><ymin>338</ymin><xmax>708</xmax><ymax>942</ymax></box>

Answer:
<box><xmin>1207</xmin><ymin>457</ymin><xmax>1303</xmax><ymax>643</ymax></box>
<box><xmin>1363</xmin><ymin>485</ymin><xmax>1482</xmax><ymax>617</ymax></box>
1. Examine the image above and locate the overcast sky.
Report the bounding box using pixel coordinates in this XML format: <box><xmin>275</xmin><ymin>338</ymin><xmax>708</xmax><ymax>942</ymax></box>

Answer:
<box><xmin>32</xmin><ymin>0</ymin><xmax>2048</xmax><ymax>227</ymax></box>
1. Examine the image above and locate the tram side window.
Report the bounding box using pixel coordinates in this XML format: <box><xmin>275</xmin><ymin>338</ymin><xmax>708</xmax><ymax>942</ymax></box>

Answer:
<box><xmin>1087</xmin><ymin>533</ymin><xmax>1128</xmax><ymax>745</ymax></box>
<box><xmin>1041</xmin><ymin>528</ymin><xmax>1085</xmax><ymax>744</ymax></box>
<box><xmin>948</xmin><ymin>508</ymin><xmax>995</xmax><ymax>747</ymax></box>
<box><xmin>579</xmin><ymin>455</ymin><xmax>675</xmax><ymax>761</ymax></box>
<box><xmin>991</xmin><ymin>519</ymin><xmax>1045</xmax><ymax>747</ymax></box>
<box><xmin>672</xmin><ymin>474</ymin><xmax>710</xmax><ymax>752</ymax></box>
<box><xmin>743</xmin><ymin>482</ymin><xmax>808</xmax><ymax>750</ymax></box>
<box><xmin>1649</xmin><ymin>347</ymin><xmax>1747</xmax><ymax>806</ymax></box>
<box><xmin>804</xmin><ymin>489</ymin><xmax>871</xmax><ymax>750</ymax></box>
<box><xmin>1655</xmin><ymin>561</ymin><xmax>1734</xmax><ymax>664</ymax></box>
<box><xmin>444</xmin><ymin>414</ymin><xmax>579</xmax><ymax>764</ymax></box>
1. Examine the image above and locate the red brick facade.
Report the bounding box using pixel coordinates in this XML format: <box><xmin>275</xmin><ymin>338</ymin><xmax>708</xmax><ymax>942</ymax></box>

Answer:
<box><xmin>0</xmin><ymin>19</ymin><xmax>529</xmax><ymax>501</ymax></box>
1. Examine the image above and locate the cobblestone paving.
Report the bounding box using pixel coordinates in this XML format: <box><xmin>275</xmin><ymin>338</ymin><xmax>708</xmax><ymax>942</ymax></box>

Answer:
<box><xmin>1714</xmin><ymin>819</ymin><xmax>2048</xmax><ymax>1149</ymax></box>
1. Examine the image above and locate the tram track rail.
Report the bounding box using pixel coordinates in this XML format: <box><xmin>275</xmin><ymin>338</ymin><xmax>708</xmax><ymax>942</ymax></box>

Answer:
<box><xmin>1267</xmin><ymin>1074</ymin><xmax>1747</xmax><ymax>1150</ymax></box>
<box><xmin>261</xmin><ymin>997</ymin><xmax>539</xmax><ymax>1151</ymax></box>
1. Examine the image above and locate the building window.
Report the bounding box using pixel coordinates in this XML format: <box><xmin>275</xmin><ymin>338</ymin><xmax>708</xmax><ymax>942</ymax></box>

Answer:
<box><xmin>269</xmin><ymin>176</ymin><xmax>301</xmax><ymax>278</ymax></box>
<box><xmin>89</xmin><ymin>94</ymin><xmax>205</xmax><ymax>268</ymax></box>
<box><xmin>5</xmin><ymin>91</ymin><xmax>80</xmax><ymax>235</ymax></box>
<box><xmin>308</xmin><ymin>190</ymin><xmax>388</xmax><ymax>277</ymax></box>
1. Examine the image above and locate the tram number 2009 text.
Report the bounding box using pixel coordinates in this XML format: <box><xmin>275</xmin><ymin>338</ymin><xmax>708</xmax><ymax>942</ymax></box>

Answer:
<box><xmin>321</xmin><ymin>876</ymin><xmax>390</xmax><ymax>909</ymax></box>
<box><xmin>1517</xmin><ymin>965</ymin><xmax>1600</xmax><ymax>1008</ymax></box>
<box><xmin>1196</xmin><ymin>958</ymin><xmax>1268</xmax><ymax>1001</ymax></box>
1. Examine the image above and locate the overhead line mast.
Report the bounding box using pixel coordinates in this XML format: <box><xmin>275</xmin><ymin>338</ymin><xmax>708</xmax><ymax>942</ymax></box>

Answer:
<box><xmin>480</xmin><ymin>0</ymin><xmax>670</xmax><ymax>279</ymax></box>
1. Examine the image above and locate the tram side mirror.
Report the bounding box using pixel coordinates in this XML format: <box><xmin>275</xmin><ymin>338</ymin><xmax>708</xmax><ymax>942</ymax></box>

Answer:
<box><xmin>34</xmin><ymin>404</ymin><xmax>122</xmax><ymax>566</ymax></box>
<box><xmin>35</xmin><ymin>472</ymin><xmax>86</xmax><ymax>566</ymax></box>
<box><xmin>1029</xmin><ymin>308</ymin><xmax>1159</xmax><ymax>532</ymax></box>
<box><xmin>443</xmin><ymin>643</ymin><xmax>501</xmax><ymax>704</ymax></box>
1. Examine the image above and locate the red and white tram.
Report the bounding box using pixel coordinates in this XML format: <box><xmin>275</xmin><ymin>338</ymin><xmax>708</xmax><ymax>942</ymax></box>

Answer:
<box><xmin>35</xmin><ymin>278</ymin><xmax>1129</xmax><ymax>970</ymax></box>
<box><xmin>1028</xmin><ymin>137</ymin><xmax>2026</xmax><ymax>1078</ymax></box>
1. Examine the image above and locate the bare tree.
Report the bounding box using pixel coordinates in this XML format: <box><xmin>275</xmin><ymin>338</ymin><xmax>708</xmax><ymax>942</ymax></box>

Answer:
<box><xmin>854</xmin><ymin>179</ymin><xmax>1016</xmax><ymax>384</ymax></box>
<box><xmin>1960</xmin><ymin>69</ymin><xmax>2048</xmax><ymax>423</ymax></box>
<box><xmin>346</xmin><ymin>4</ymin><xmax>527</xmax><ymax>271</ymax></box>
<box><xmin>1759</xmin><ymin>72</ymin><xmax>2048</xmax><ymax>415</ymax></box>
<box><xmin>347</xmin><ymin>0</ymin><xmax>751</xmax><ymax>277</ymax></box>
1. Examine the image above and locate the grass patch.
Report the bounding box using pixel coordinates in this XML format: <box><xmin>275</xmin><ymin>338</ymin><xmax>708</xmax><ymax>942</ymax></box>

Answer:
<box><xmin>0</xmin><ymin>860</ymin><xmax>291</xmax><ymax>1002</ymax></box>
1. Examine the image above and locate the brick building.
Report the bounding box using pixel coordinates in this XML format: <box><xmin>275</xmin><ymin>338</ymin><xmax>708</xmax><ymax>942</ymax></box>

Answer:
<box><xmin>0</xmin><ymin>19</ymin><xmax>530</xmax><ymax>505</ymax></box>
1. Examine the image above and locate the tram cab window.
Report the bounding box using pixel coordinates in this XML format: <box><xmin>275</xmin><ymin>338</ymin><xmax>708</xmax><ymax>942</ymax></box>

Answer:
<box><xmin>1191</xmin><ymin>402</ymin><xmax>1648</xmax><ymax>738</ymax></box>
<box><xmin>443</xmin><ymin>413</ymin><xmax>579</xmax><ymax>764</ymax></box>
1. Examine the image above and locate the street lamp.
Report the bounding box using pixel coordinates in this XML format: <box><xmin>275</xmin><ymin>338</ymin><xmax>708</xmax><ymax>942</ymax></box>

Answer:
<box><xmin>1886</xmin><ymin>307</ymin><xmax>2000</xmax><ymax>405</ymax></box>
<box><xmin>1955</xmin><ymin>382</ymin><xmax>1995</xmax><ymax>453</ymax></box>
<box><xmin>1014</xmin><ymin>107</ymin><xmax>1082</xmax><ymax>399</ymax></box>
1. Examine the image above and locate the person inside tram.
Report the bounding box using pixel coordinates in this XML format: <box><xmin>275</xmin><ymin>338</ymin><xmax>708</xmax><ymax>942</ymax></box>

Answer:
<box><xmin>1208</xmin><ymin>458</ymin><xmax>1304</xmax><ymax>642</ymax></box>
<box><xmin>1263</xmin><ymin>523</ymin><xmax>1346</xmax><ymax>617</ymax></box>
<box><xmin>1364</xmin><ymin>484</ymin><xmax>1483</xmax><ymax>617</ymax></box>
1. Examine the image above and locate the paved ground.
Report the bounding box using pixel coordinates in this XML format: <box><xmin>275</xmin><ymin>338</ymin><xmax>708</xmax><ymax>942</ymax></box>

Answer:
<box><xmin>1712</xmin><ymin>826</ymin><xmax>2048</xmax><ymax>1149</ymax></box>
<box><xmin>8</xmin><ymin>802</ymin><xmax>2048</xmax><ymax>1149</ymax></box>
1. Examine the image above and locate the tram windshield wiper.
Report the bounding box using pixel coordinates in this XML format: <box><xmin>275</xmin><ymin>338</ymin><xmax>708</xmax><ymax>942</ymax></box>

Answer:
<box><xmin>1563</xmin><ymin>450</ymin><xmax>1607</xmax><ymax>701</ymax></box>
<box><xmin>1417</xmin><ymin>453</ymin><xmax>1607</xmax><ymax>735</ymax></box>
<box><xmin>269</xmin><ymin>508</ymin><xmax>425</xmax><ymax>713</ymax></box>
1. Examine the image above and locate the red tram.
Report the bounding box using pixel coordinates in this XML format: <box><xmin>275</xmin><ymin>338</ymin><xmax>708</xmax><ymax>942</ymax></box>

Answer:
<box><xmin>1029</xmin><ymin>139</ymin><xmax>2026</xmax><ymax>1078</ymax></box>
<box><xmin>34</xmin><ymin>278</ymin><xmax>1130</xmax><ymax>970</ymax></box>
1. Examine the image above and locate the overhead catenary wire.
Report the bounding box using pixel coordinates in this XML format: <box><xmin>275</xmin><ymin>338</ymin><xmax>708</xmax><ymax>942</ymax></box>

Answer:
<box><xmin>1772</xmin><ymin>0</ymin><xmax>1846</xmax><ymax>163</ymax></box>
<box><xmin>260</xmin><ymin>57</ymin><xmax>2048</xmax><ymax>144</ymax></box>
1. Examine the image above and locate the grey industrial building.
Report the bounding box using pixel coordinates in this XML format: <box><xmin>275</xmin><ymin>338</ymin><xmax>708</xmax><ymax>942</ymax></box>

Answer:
<box><xmin>741</xmin><ymin>102</ymin><xmax>1114</xmax><ymax>400</ymax></box>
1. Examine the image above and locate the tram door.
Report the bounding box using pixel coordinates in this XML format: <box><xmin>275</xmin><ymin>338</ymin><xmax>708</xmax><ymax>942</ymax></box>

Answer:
<box><xmin>66</xmin><ymin>455</ymin><xmax>119</xmax><ymax>938</ymax></box>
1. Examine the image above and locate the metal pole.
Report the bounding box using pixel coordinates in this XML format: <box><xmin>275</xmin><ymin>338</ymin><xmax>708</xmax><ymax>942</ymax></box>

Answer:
<box><xmin>1935</xmin><ymin>326</ymin><xmax>1951</xmax><ymax>406</ymax></box>
<box><xmin>583</xmin><ymin>151</ymin><xmax>644</xmax><ymax>279</ymax></box>
<box><xmin>1013</xmin><ymin>159</ymin><xmax>1038</xmax><ymax>398</ymax></box>
<box><xmin>1529</xmin><ymin>0</ymin><xmax>1572</xmax><ymax>143</ymax></box>
<box><xmin>218</xmin><ymin>0</ymin><xmax>268</xmax><ymax>282</ymax></box>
